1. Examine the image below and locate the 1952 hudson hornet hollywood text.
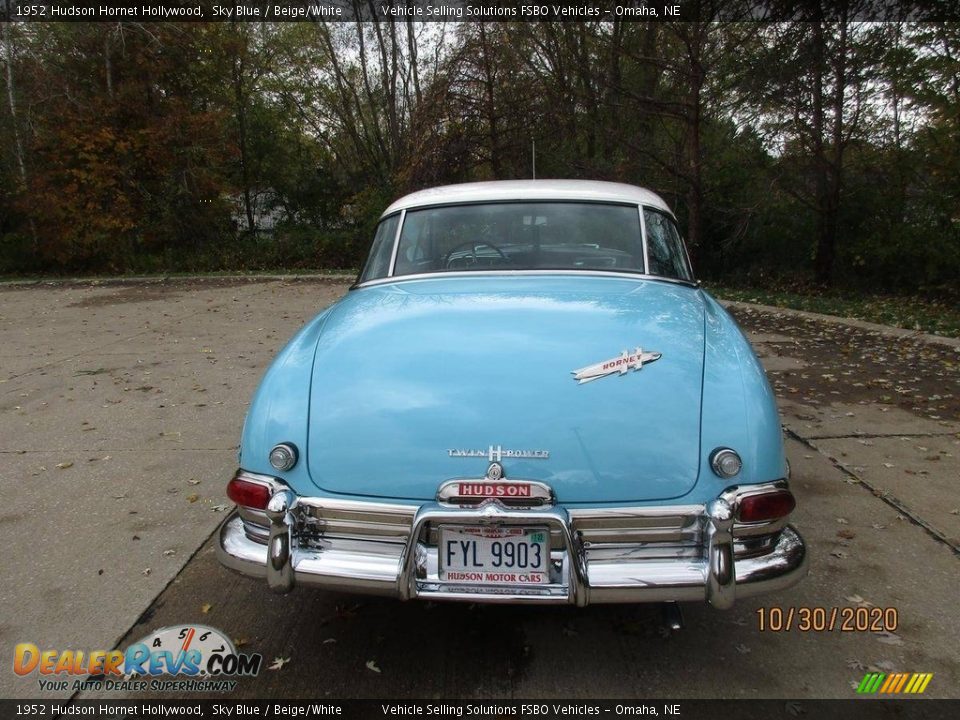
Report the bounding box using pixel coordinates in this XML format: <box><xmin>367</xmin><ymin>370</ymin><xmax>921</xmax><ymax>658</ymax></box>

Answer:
<box><xmin>216</xmin><ymin>180</ymin><xmax>807</xmax><ymax>612</ymax></box>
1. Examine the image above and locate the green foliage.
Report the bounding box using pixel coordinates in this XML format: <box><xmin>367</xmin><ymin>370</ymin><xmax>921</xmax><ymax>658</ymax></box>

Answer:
<box><xmin>0</xmin><ymin>20</ymin><xmax>957</xmax><ymax>299</ymax></box>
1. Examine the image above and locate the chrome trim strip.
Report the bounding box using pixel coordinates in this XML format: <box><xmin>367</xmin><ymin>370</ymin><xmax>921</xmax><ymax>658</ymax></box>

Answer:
<box><xmin>352</xmin><ymin>269</ymin><xmax>700</xmax><ymax>291</ymax></box>
<box><xmin>381</xmin><ymin>196</ymin><xmax>674</xmax><ymax>217</ymax></box>
<box><xmin>638</xmin><ymin>204</ymin><xmax>650</xmax><ymax>274</ymax></box>
<box><xmin>234</xmin><ymin>469</ymin><xmax>286</xmax><ymax>494</ymax></box>
<box><xmin>569</xmin><ymin>504</ymin><xmax>704</xmax><ymax>519</ymax></box>
<box><xmin>386</xmin><ymin>208</ymin><xmax>406</xmax><ymax>277</ymax></box>
<box><xmin>296</xmin><ymin>497</ymin><xmax>417</xmax><ymax>515</ymax></box>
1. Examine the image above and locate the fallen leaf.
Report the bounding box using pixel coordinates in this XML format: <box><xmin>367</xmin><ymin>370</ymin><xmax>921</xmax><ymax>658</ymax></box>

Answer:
<box><xmin>365</xmin><ymin>660</ymin><xmax>381</xmax><ymax>673</ymax></box>
<box><xmin>186</xmin><ymin>494</ymin><xmax>200</xmax><ymax>503</ymax></box>
<box><xmin>201</xmin><ymin>603</ymin><xmax>212</xmax><ymax>614</ymax></box>
<box><xmin>837</xmin><ymin>529</ymin><xmax>856</xmax><ymax>540</ymax></box>
<box><xmin>268</xmin><ymin>657</ymin><xmax>290</xmax><ymax>671</ymax></box>
<box><xmin>831</xmin><ymin>550</ymin><xmax>849</xmax><ymax>559</ymax></box>
<box><xmin>163</xmin><ymin>549</ymin><xmax>176</xmax><ymax>557</ymax></box>
<box><xmin>142</xmin><ymin>568</ymin><xmax>151</xmax><ymax>576</ymax></box>
<box><xmin>210</xmin><ymin>504</ymin><xmax>228</xmax><ymax>512</ymax></box>
<box><xmin>187</xmin><ymin>479</ymin><xmax>201</xmax><ymax>486</ymax></box>
<box><xmin>875</xmin><ymin>631</ymin><xmax>904</xmax><ymax>646</ymax></box>
<box><xmin>322</xmin><ymin>638</ymin><xmax>337</xmax><ymax>645</ymax></box>
<box><xmin>56</xmin><ymin>462</ymin><xmax>74</xmax><ymax>470</ymax></box>
<box><xmin>836</xmin><ymin>517</ymin><xmax>849</xmax><ymax>524</ymax></box>
<box><xmin>233</xmin><ymin>638</ymin><xmax>248</xmax><ymax>648</ymax></box>
<box><xmin>785</xmin><ymin>700</ymin><xmax>804</xmax><ymax>716</ymax></box>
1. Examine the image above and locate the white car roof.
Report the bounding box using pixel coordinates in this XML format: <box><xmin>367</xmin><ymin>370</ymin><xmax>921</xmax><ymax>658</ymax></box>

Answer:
<box><xmin>383</xmin><ymin>180</ymin><xmax>673</xmax><ymax>216</ymax></box>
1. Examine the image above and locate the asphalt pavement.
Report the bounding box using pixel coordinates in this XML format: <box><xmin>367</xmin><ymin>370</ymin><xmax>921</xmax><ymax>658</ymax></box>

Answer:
<box><xmin>1</xmin><ymin>278</ymin><xmax>957</xmax><ymax>701</ymax></box>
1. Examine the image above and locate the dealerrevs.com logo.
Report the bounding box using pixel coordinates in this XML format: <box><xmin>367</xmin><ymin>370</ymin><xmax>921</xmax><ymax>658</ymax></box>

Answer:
<box><xmin>14</xmin><ymin>625</ymin><xmax>262</xmax><ymax>693</ymax></box>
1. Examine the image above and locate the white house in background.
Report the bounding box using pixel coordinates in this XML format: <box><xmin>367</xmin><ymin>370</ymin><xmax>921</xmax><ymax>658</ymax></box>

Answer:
<box><xmin>229</xmin><ymin>188</ymin><xmax>288</xmax><ymax>232</ymax></box>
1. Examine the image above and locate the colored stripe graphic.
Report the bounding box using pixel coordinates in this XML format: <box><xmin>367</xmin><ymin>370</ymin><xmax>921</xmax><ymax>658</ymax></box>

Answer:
<box><xmin>894</xmin><ymin>674</ymin><xmax>909</xmax><ymax>693</ymax></box>
<box><xmin>857</xmin><ymin>672</ymin><xmax>932</xmax><ymax>694</ymax></box>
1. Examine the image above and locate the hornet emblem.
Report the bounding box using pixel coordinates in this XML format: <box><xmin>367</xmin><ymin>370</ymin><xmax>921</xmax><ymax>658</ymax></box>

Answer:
<box><xmin>571</xmin><ymin>347</ymin><xmax>662</xmax><ymax>384</ymax></box>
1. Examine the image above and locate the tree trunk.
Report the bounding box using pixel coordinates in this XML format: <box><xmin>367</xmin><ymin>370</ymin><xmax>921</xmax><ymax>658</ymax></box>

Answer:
<box><xmin>684</xmin><ymin>24</ymin><xmax>706</xmax><ymax>269</ymax></box>
<box><xmin>814</xmin><ymin>16</ymin><xmax>847</xmax><ymax>286</ymax></box>
<box><xmin>104</xmin><ymin>27</ymin><xmax>114</xmax><ymax>98</ymax></box>
<box><xmin>601</xmin><ymin>19</ymin><xmax>623</xmax><ymax>167</ymax></box>
<box><xmin>2</xmin><ymin>20</ymin><xmax>27</xmax><ymax>186</ymax></box>
<box><xmin>810</xmin><ymin>20</ymin><xmax>833</xmax><ymax>286</ymax></box>
<box><xmin>231</xmin><ymin>23</ymin><xmax>255</xmax><ymax>234</ymax></box>
<box><xmin>405</xmin><ymin>19</ymin><xmax>421</xmax><ymax>107</ymax></box>
<box><xmin>477</xmin><ymin>24</ymin><xmax>501</xmax><ymax>177</ymax></box>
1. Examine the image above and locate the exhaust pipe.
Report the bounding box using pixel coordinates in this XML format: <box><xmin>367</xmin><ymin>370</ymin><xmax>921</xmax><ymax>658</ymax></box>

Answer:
<box><xmin>661</xmin><ymin>602</ymin><xmax>683</xmax><ymax>631</ymax></box>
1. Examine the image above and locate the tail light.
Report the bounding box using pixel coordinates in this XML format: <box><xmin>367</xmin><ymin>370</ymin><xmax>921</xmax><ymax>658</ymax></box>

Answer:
<box><xmin>737</xmin><ymin>490</ymin><xmax>796</xmax><ymax>523</ymax></box>
<box><xmin>227</xmin><ymin>475</ymin><xmax>271</xmax><ymax>509</ymax></box>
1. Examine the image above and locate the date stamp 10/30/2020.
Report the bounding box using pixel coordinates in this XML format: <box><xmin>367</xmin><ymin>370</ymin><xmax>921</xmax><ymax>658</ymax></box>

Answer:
<box><xmin>756</xmin><ymin>606</ymin><xmax>899</xmax><ymax>633</ymax></box>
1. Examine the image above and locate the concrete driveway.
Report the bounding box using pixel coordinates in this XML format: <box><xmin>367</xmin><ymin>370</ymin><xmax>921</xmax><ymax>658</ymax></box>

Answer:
<box><xmin>1</xmin><ymin>278</ymin><xmax>956</xmax><ymax>701</ymax></box>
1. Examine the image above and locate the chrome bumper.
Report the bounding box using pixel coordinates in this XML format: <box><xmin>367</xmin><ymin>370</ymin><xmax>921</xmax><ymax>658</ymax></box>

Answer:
<box><xmin>216</xmin><ymin>484</ymin><xmax>808</xmax><ymax>608</ymax></box>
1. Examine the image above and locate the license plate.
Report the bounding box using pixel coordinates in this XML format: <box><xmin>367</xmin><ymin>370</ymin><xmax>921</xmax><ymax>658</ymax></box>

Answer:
<box><xmin>439</xmin><ymin>526</ymin><xmax>550</xmax><ymax>585</ymax></box>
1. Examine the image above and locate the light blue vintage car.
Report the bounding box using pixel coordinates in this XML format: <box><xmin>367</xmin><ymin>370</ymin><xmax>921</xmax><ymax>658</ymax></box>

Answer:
<box><xmin>217</xmin><ymin>180</ymin><xmax>807</xmax><ymax>617</ymax></box>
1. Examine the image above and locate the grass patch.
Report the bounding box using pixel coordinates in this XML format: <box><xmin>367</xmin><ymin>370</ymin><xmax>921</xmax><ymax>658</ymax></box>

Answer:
<box><xmin>708</xmin><ymin>285</ymin><xmax>960</xmax><ymax>339</ymax></box>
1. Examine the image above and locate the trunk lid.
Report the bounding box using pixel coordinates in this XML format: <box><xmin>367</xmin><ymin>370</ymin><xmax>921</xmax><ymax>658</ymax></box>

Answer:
<box><xmin>306</xmin><ymin>276</ymin><xmax>705</xmax><ymax>503</ymax></box>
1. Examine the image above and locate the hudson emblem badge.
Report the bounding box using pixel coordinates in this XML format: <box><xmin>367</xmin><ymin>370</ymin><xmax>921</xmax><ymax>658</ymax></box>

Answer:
<box><xmin>572</xmin><ymin>347</ymin><xmax>662</xmax><ymax>384</ymax></box>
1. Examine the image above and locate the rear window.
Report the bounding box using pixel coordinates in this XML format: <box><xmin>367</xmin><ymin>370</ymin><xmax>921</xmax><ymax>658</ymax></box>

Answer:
<box><xmin>392</xmin><ymin>202</ymin><xmax>644</xmax><ymax>277</ymax></box>
<box><xmin>357</xmin><ymin>201</ymin><xmax>693</xmax><ymax>283</ymax></box>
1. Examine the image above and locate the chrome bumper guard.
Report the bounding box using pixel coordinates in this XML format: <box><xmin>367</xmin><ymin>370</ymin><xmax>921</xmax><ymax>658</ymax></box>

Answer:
<box><xmin>217</xmin><ymin>477</ymin><xmax>808</xmax><ymax>608</ymax></box>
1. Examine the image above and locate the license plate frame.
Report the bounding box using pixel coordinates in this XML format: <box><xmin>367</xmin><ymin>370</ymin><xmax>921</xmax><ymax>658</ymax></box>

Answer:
<box><xmin>438</xmin><ymin>525</ymin><xmax>550</xmax><ymax>585</ymax></box>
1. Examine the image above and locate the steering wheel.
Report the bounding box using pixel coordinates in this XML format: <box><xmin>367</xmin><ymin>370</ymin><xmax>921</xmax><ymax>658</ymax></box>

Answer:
<box><xmin>442</xmin><ymin>240</ymin><xmax>509</xmax><ymax>269</ymax></box>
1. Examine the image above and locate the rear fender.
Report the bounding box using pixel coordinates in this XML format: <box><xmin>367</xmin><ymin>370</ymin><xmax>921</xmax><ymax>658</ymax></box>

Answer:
<box><xmin>698</xmin><ymin>292</ymin><xmax>787</xmax><ymax>489</ymax></box>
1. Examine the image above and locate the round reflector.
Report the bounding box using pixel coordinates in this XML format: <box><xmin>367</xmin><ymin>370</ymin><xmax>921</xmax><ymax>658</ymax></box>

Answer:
<box><xmin>738</xmin><ymin>490</ymin><xmax>796</xmax><ymax>523</ymax></box>
<box><xmin>269</xmin><ymin>443</ymin><xmax>298</xmax><ymax>471</ymax></box>
<box><xmin>710</xmin><ymin>448</ymin><xmax>742</xmax><ymax>478</ymax></box>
